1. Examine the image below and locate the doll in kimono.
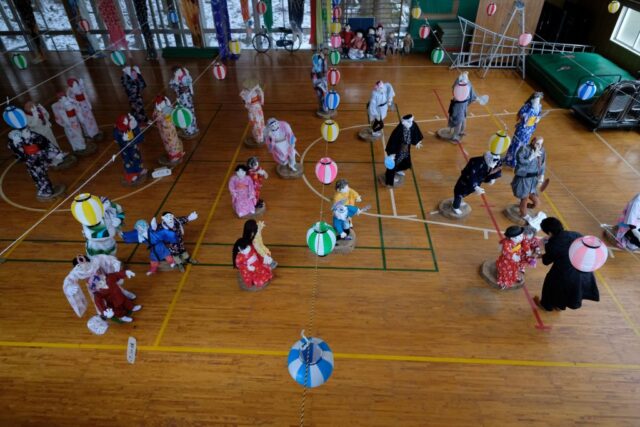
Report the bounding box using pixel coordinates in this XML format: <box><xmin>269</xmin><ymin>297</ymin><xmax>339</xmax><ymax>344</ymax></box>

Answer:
<box><xmin>340</xmin><ymin>24</ymin><xmax>354</xmax><ymax>56</ymax></box>
<box><xmin>247</xmin><ymin>156</ymin><xmax>268</xmax><ymax>208</ymax></box>
<box><xmin>153</xmin><ymin>95</ymin><xmax>184</xmax><ymax>165</ymax></box>
<box><xmin>51</xmin><ymin>93</ymin><xmax>88</xmax><ymax>153</ymax></box>
<box><xmin>160</xmin><ymin>210</ymin><xmax>199</xmax><ymax>270</ymax></box>
<box><xmin>121</xmin><ymin>219</ymin><xmax>177</xmax><ymax>275</ymax></box>
<box><xmin>232</xmin><ymin>237</ymin><xmax>273</xmax><ymax>289</ymax></box>
<box><xmin>264</xmin><ymin>118</ymin><xmax>299</xmax><ymax>172</ymax></box>
<box><xmin>239</xmin><ymin>80</ymin><xmax>265</xmax><ymax>145</ymax></box>
<box><xmin>349</xmin><ymin>30</ymin><xmax>367</xmax><ymax>60</ymax></box>
<box><xmin>496</xmin><ymin>226</ymin><xmax>525</xmax><ymax>289</ymax></box>
<box><xmin>24</xmin><ymin>101</ymin><xmax>69</xmax><ymax>166</ymax></box>
<box><xmin>384</xmin><ymin>114</ymin><xmax>424</xmax><ymax>187</ymax></box>
<box><xmin>121</xmin><ymin>65</ymin><xmax>149</xmax><ymax>125</ymax></box>
<box><xmin>615</xmin><ymin>193</ymin><xmax>640</xmax><ymax>251</ymax></box>
<box><xmin>452</xmin><ymin>151</ymin><xmax>502</xmax><ymax>215</ymax></box>
<box><xmin>229</xmin><ymin>164</ymin><xmax>257</xmax><ymax>218</ymax></box>
<box><xmin>114</xmin><ymin>113</ymin><xmax>147</xmax><ymax>184</ymax></box>
<box><xmin>520</xmin><ymin>226</ymin><xmax>542</xmax><ymax>269</ymax></box>
<box><xmin>505</xmin><ymin>92</ymin><xmax>546</xmax><ymax>168</ymax></box>
<box><xmin>240</xmin><ymin>219</ymin><xmax>277</xmax><ymax>269</ymax></box>
<box><xmin>66</xmin><ymin>77</ymin><xmax>103</xmax><ymax>140</ymax></box>
<box><xmin>169</xmin><ymin>66</ymin><xmax>199</xmax><ymax>137</ymax></box>
<box><xmin>88</xmin><ymin>271</ymin><xmax>141</xmax><ymax>323</ymax></box>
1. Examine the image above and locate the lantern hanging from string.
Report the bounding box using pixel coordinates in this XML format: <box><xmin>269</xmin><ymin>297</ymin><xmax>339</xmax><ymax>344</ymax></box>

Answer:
<box><xmin>608</xmin><ymin>1</ymin><xmax>620</xmax><ymax>13</ymax></box>
<box><xmin>329</xmin><ymin>50</ymin><xmax>341</xmax><ymax>65</ymax></box>
<box><xmin>488</xmin><ymin>130</ymin><xmax>511</xmax><ymax>155</ymax></box>
<box><xmin>229</xmin><ymin>40</ymin><xmax>242</xmax><ymax>55</ymax></box>
<box><xmin>78</xmin><ymin>19</ymin><xmax>90</xmax><ymax>33</ymax></box>
<box><xmin>306</xmin><ymin>222</ymin><xmax>337</xmax><ymax>256</ymax></box>
<box><xmin>569</xmin><ymin>236</ymin><xmax>608</xmax><ymax>272</ymax></box>
<box><xmin>431</xmin><ymin>47</ymin><xmax>445</xmax><ymax>64</ymax></box>
<box><xmin>287</xmin><ymin>331</ymin><xmax>334</xmax><ymax>387</ymax></box>
<box><xmin>518</xmin><ymin>33</ymin><xmax>533</xmax><ymax>47</ymax></box>
<box><xmin>332</xmin><ymin>7</ymin><xmax>342</xmax><ymax>20</ymax></box>
<box><xmin>411</xmin><ymin>6</ymin><xmax>422</xmax><ymax>19</ymax></box>
<box><xmin>3</xmin><ymin>105</ymin><xmax>28</xmax><ymax>129</ymax></box>
<box><xmin>331</xmin><ymin>22</ymin><xmax>341</xmax><ymax>34</ymax></box>
<box><xmin>315</xmin><ymin>157</ymin><xmax>338</xmax><ymax>184</ymax></box>
<box><xmin>486</xmin><ymin>2</ymin><xmax>497</xmax><ymax>16</ymax></box>
<box><xmin>71</xmin><ymin>193</ymin><xmax>104</xmax><ymax>227</ymax></box>
<box><xmin>212</xmin><ymin>62</ymin><xmax>227</xmax><ymax>80</ymax></box>
<box><xmin>330</xmin><ymin>33</ymin><xmax>342</xmax><ymax>49</ymax></box>
<box><xmin>256</xmin><ymin>0</ymin><xmax>268</xmax><ymax>15</ymax></box>
<box><xmin>577</xmin><ymin>81</ymin><xmax>597</xmax><ymax>101</ymax></box>
<box><xmin>321</xmin><ymin>120</ymin><xmax>340</xmax><ymax>142</ymax></box>
<box><xmin>11</xmin><ymin>53</ymin><xmax>28</xmax><ymax>70</ymax></box>
<box><xmin>327</xmin><ymin>68</ymin><xmax>341</xmax><ymax>86</ymax></box>
<box><xmin>110</xmin><ymin>51</ymin><xmax>126</xmax><ymax>66</ymax></box>
<box><xmin>325</xmin><ymin>90</ymin><xmax>340</xmax><ymax>111</ymax></box>
<box><xmin>171</xmin><ymin>106</ymin><xmax>193</xmax><ymax>129</ymax></box>
<box><xmin>419</xmin><ymin>25</ymin><xmax>431</xmax><ymax>39</ymax></box>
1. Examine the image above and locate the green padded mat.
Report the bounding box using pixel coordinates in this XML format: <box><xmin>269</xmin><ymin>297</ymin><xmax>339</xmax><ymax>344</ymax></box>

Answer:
<box><xmin>526</xmin><ymin>52</ymin><xmax>634</xmax><ymax>108</ymax></box>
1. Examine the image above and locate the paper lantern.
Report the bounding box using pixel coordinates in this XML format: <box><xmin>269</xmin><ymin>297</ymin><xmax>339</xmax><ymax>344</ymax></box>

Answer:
<box><xmin>329</xmin><ymin>50</ymin><xmax>341</xmax><ymax>65</ymax></box>
<box><xmin>11</xmin><ymin>53</ymin><xmax>27</xmax><ymax>70</ymax></box>
<box><xmin>431</xmin><ymin>47</ymin><xmax>445</xmax><ymax>64</ymax></box>
<box><xmin>325</xmin><ymin>90</ymin><xmax>340</xmax><ymax>111</ymax></box>
<box><xmin>331</xmin><ymin>0</ymin><xmax>341</xmax><ymax>5</ymax></box>
<box><xmin>3</xmin><ymin>105</ymin><xmax>28</xmax><ymax>129</ymax></box>
<box><xmin>168</xmin><ymin>10</ymin><xmax>179</xmax><ymax>24</ymax></box>
<box><xmin>608</xmin><ymin>1</ymin><xmax>620</xmax><ymax>13</ymax></box>
<box><xmin>332</xmin><ymin>7</ymin><xmax>342</xmax><ymax>20</ymax></box>
<box><xmin>71</xmin><ymin>193</ymin><xmax>104</xmax><ymax>226</ymax></box>
<box><xmin>327</xmin><ymin>68</ymin><xmax>341</xmax><ymax>85</ymax></box>
<box><xmin>411</xmin><ymin>6</ymin><xmax>422</xmax><ymax>19</ymax></box>
<box><xmin>569</xmin><ymin>236</ymin><xmax>608</xmax><ymax>272</ymax></box>
<box><xmin>453</xmin><ymin>83</ymin><xmax>470</xmax><ymax>102</ymax></box>
<box><xmin>489</xmin><ymin>130</ymin><xmax>511</xmax><ymax>155</ymax></box>
<box><xmin>171</xmin><ymin>106</ymin><xmax>193</xmax><ymax>129</ymax></box>
<box><xmin>321</xmin><ymin>120</ymin><xmax>340</xmax><ymax>142</ymax></box>
<box><xmin>110</xmin><ymin>51</ymin><xmax>126</xmax><ymax>66</ymax></box>
<box><xmin>229</xmin><ymin>40</ymin><xmax>242</xmax><ymax>55</ymax></box>
<box><xmin>306</xmin><ymin>221</ymin><xmax>337</xmax><ymax>256</ymax></box>
<box><xmin>518</xmin><ymin>33</ymin><xmax>533</xmax><ymax>47</ymax></box>
<box><xmin>212</xmin><ymin>62</ymin><xmax>227</xmax><ymax>80</ymax></box>
<box><xmin>78</xmin><ymin>19</ymin><xmax>90</xmax><ymax>33</ymax></box>
<box><xmin>384</xmin><ymin>156</ymin><xmax>395</xmax><ymax>170</ymax></box>
<box><xmin>419</xmin><ymin>25</ymin><xmax>431</xmax><ymax>39</ymax></box>
<box><xmin>577</xmin><ymin>81</ymin><xmax>597</xmax><ymax>101</ymax></box>
<box><xmin>256</xmin><ymin>0</ymin><xmax>267</xmax><ymax>15</ymax></box>
<box><xmin>288</xmin><ymin>334</ymin><xmax>334</xmax><ymax>387</ymax></box>
<box><xmin>315</xmin><ymin>157</ymin><xmax>338</xmax><ymax>184</ymax></box>
<box><xmin>330</xmin><ymin>33</ymin><xmax>342</xmax><ymax>49</ymax></box>
<box><xmin>331</xmin><ymin>22</ymin><xmax>341</xmax><ymax>34</ymax></box>
<box><xmin>487</xmin><ymin>2</ymin><xmax>497</xmax><ymax>16</ymax></box>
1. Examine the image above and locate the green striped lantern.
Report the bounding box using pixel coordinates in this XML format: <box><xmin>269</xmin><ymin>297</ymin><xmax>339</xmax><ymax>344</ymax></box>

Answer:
<box><xmin>110</xmin><ymin>50</ymin><xmax>126</xmax><ymax>66</ymax></box>
<box><xmin>171</xmin><ymin>105</ymin><xmax>193</xmax><ymax>129</ymax></box>
<box><xmin>11</xmin><ymin>53</ymin><xmax>28</xmax><ymax>70</ymax></box>
<box><xmin>329</xmin><ymin>50</ymin><xmax>340</xmax><ymax>66</ymax></box>
<box><xmin>306</xmin><ymin>221</ymin><xmax>337</xmax><ymax>257</ymax></box>
<box><xmin>431</xmin><ymin>47</ymin><xmax>445</xmax><ymax>64</ymax></box>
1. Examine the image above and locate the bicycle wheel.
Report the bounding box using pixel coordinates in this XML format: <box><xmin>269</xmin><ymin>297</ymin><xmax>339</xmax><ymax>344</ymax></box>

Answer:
<box><xmin>252</xmin><ymin>33</ymin><xmax>271</xmax><ymax>53</ymax></box>
<box><xmin>283</xmin><ymin>32</ymin><xmax>302</xmax><ymax>52</ymax></box>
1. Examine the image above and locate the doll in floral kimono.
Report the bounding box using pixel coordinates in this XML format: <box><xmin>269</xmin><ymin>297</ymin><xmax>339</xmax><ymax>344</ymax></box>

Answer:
<box><xmin>247</xmin><ymin>156</ymin><xmax>268</xmax><ymax>208</ymax></box>
<box><xmin>232</xmin><ymin>237</ymin><xmax>273</xmax><ymax>289</ymax></box>
<box><xmin>505</xmin><ymin>92</ymin><xmax>546</xmax><ymax>168</ymax></box>
<box><xmin>229</xmin><ymin>164</ymin><xmax>257</xmax><ymax>218</ymax></box>
<box><xmin>241</xmin><ymin>219</ymin><xmax>277</xmax><ymax>269</ymax></box>
<box><xmin>153</xmin><ymin>95</ymin><xmax>184</xmax><ymax>165</ymax></box>
<box><xmin>24</xmin><ymin>101</ymin><xmax>68</xmax><ymax>162</ymax></box>
<box><xmin>169</xmin><ymin>66</ymin><xmax>199</xmax><ymax>138</ymax></box>
<box><xmin>160</xmin><ymin>210</ymin><xmax>199</xmax><ymax>270</ymax></box>
<box><xmin>264</xmin><ymin>118</ymin><xmax>299</xmax><ymax>172</ymax></box>
<box><xmin>52</xmin><ymin>93</ymin><xmax>88</xmax><ymax>153</ymax></box>
<box><xmin>66</xmin><ymin>78</ymin><xmax>103</xmax><ymax>140</ymax></box>
<box><xmin>239</xmin><ymin>80</ymin><xmax>265</xmax><ymax>145</ymax></box>
<box><xmin>121</xmin><ymin>65</ymin><xmax>149</xmax><ymax>125</ymax></box>
<box><xmin>114</xmin><ymin>113</ymin><xmax>147</xmax><ymax>184</ymax></box>
<box><xmin>312</xmin><ymin>72</ymin><xmax>330</xmax><ymax>117</ymax></box>
<box><xmin>520</xmin><ymin>226</ymin><xmax>542</xmax><ymax>269</ymax></box>
<box><xmin>496</xmin><ymin>226</ymin><xmax>525</xmax><ymax>289</ymax></box>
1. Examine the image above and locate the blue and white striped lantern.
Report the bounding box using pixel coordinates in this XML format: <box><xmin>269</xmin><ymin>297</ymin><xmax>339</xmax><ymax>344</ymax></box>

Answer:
<box><xmin>3</xmin><ymin>105</ymin><xmax>28</xmax><ymax>129</ymax></box>
<box><xmin>11</xmin><ymin>53</ymin><xmax>28</xmax><ymax>70</ymax></box>
<box><xmin>287</xmin><ymin>332</ymin><xmax>334</xmax><ymax>388</ymax></box>
<box><xmin>325</xmin><ymin>90</ymin><xmax>340</xmax><ymax>111</ymax></box>
<box><xmin>306</xmin><ymin>221</ymin><xmax>337</xmax><ymax>256</ymax></box>
<box><xmin>577</xmin><ymin>81</ymin><xmax>597</xmax><ymax>101</ymax></box>
<box><xmin>171</xmin><ymin>105</ymin><xmax>193</xmax><ymax>129</ymax></box>
<box><xmin>110</xmin><ymin>50</ymin><xmax>126</xmax><ymax>66</ymax></box>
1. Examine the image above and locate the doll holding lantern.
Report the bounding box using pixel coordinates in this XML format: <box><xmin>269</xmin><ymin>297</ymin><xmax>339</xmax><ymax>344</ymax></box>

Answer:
<box><xmin>383</xmin><ymin>114</ymin><xmax>424</xmax><ymax>188</ymax></box>
<box><xmin>170</xmin><ymin>66</ymin><xmax>199</xmax><ymax>138</ymax></box>
<box><xmin>437</xmin><ymin>72</ymin><xmax>488</xmax><ymax>143</ymax></box>
<box><xmin>153</xmin><ymin>95</ymin><xmax>184</xmax><ymax>165</ymax></box>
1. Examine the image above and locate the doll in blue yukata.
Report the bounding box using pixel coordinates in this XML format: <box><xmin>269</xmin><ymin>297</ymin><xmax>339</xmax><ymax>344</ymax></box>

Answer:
<box><xmin>332</xmin><ymin>200</ymin><xmax>370</xmax><ymax>240</ymax></box>
<box><xmin>121</xmin><ymin>219</ymin><xmax>178</xmax><ymax>275</ymax></box>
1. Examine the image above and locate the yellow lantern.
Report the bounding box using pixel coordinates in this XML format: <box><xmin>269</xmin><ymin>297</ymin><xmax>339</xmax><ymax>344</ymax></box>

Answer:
<box><xmin>411</xmin><ymin>6</ymin><xmax>422</xmax><ymax>19</ymax></box>
<box><xmin>331</xmin><ymin>22</ymin><xmax>341</xmax><ymax>34</ymax></box>
<box><xmin>321</xmin><ymin>120</ymin><xmax>340</xmax><ymax>142</ymax></box>
<box><xmin>608</xmin><ymin>1</ymin><xmax>620</xmax><ymax>13</ymax></box>
<box><xmin>229</xmin><ymin>40</ymin><xmax>241</xmax><ymax>55</ymax></box>
<box><xmin>71</xmin><ymin>193</ymin><xmax>104</xmax><ymax>226</ymax></box>
<box><xmin>488</xmin><ymin>130</ymin><xmax>511</xmax><ymax>155</ymax></box>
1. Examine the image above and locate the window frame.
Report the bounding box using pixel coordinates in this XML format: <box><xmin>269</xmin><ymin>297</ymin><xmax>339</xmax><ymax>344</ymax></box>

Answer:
<box><xmin>610</xmin><ymin>5</ymin><xmax>640</xmax><ymax>55</ymax></box>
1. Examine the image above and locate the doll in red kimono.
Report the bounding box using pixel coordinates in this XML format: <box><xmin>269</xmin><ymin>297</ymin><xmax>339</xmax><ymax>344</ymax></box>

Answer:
<box><xmin>232</xmin><ymin>237</ymin><xmax>273</xmax><ymax>289</ymax></box>
<box><xmin>247</xmin><ymin>156</ymin><xmax>268</xmax><ymax>208</ymax></box>
<box><xmin>520</xmin><ymin>226</ymin><xmax>542</xmax><ymax>269</ymax></box>
<box><xmin>88</xmin><ymin>270</ymin><xmax>141</xmax><ymax>323</ymax></box>
<box><xmin>496</xmin><ymin>226</ymin><xmax>525</xmax><ymax>289</ymax></box>
<box><xmin>340</xmin><ymin>24</ymin><xmax>354</xmax><ymax>56</ymax></box>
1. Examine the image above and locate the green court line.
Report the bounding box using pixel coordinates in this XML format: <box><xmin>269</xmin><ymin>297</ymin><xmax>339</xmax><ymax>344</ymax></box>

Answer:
<box><xmin>411</xmin><ymin>168</ymin><xmax>439</xmax><ymax>273</ymax></box>
<box><xmin>125</xmin><ymin>106</ymin><xmax>222</xmax><ymax>264</ymax></box>
<box><xmin>368</xmin><ymin>135</ymin><xmax>387</xmax><ymax>270</ymax></box>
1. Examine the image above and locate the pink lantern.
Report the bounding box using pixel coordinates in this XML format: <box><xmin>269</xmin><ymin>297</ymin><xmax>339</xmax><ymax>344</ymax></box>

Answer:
<box><xmin>518</xmin><ymin>33</ymin><xmax>533</xmax><ymax>47</ymax></box>
<box><xmin>419</xmin><ymin>25</ymin><xmax>431</xmax><ymax>39</ymax></box>
<box><xmin>453</xmin><ymin>83</ymin><xmax>471</xmax><ymax>102</ymax></box>
<box><xmin>212</xmin><ymin>62</ymin><xmax>227</xmax><ymax>80</ymax></box>
<box><xmin>569</xmin><ymin>236</ymin><xmax>608</xmax><ymax>272</ymax></box>
<box><xmin>256</xmin><ymin>0</ymin><xmax>267</xmax><ymax>15</ymax></box>
<box><xmin>330</xmin><ymin>34</ymin><xmax>342</xmax><ymax>49</ymax></box>
<box><xmin>333</xmin><ymin>7</ymin><xmax>342</xmax><ymax>20</ymax></box>
<box><xmin>78</xmin><ymin>19</ymin><xmax>90</xmax><ymax>33</ymax></box>
<box><xmin>486</xmin><ymin>2</ymin><xmax>497</xmax><ymax>16</ymax></box>
<box><xmin>315</xmin><ymin>157</ymin><xmax>338</xmax><ymax>184</ymax></box>
<box><xmin>327</xmin><ymin>68</ymin><xmax>341</xmax><ymax>86</ymax></box>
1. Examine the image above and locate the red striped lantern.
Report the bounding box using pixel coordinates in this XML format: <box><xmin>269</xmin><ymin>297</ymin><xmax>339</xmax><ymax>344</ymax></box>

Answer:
<box><xmin>212</xmin><ymin>62</ymin><xmax>227</xmax><ymax>80</ymax></box>
<box><xmin>332</xmin><ymin>7</ymin><xmax>342</xmax><ymax>20</ymax></box>
<box><xmin>315</xmin><ymin>157</ymin><xmax>338</xmax><ymax>184</ymax></box>
<box><xmin>486</xmin><ymin>2</ymin><xmax>497</xmax><ymax>16</ymax></box>
<box><xmin>518</xmin><ymin>33</ymin><xmax>533</xmax><ymax>47</ymax></box>
<box><xmin>330</xmin><ymin>33</ymin><xmax>342</xmax><ymax>49</ymax></box>
<box><xmin>453</xmin><ymin>82</ymin><xmax>471</xmax><ymax>102</ymax></box>
<box><xmin>78</xmin><ymin>19</ymin><xmax>90</xmax><ymax>33</ymax></box>
<box><xmin>327</xmin><ymin>68</ymin><xmax>340</xmax><ymax>86</ymax></box>
<box><xmin>569</xmin><ymin>236</ymin><xmax>608</xmax><ymax>272</ymax></box>
<box><xmin>256</xmin><ymin>0</ymin><xmax>267</xmax><ymax>15</ymax></box>
<box><xmin>419</xmin><ymin>25</ymin><xmax>430</xmax><ymax>39</ymax></box>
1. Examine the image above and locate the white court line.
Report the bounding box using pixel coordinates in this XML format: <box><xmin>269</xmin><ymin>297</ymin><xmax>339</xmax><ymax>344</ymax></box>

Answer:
<box><xmin>593</xmin><ymin>131</ymin><xmax>640</xmax><ymax>179</ymax></box>
<box><xmin>379</xmin><ymin>129</ymin><xmax>399</xmax><ymax>217</ymax></box>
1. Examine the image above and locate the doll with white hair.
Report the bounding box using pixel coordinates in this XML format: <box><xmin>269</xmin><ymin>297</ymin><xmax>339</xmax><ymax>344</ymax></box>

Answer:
<box><xmin>505</xmin><ymin>92</ymin><xmax>546</xmax><ymax>168</ymax></box>
<box><xmin>383</xmin><ymin>114</ymin><xmax>423</xmax><ymax>187</ymax></box>
<box><xmin>153</xmin><ymin>95</ymin><xmax>184</xmax><ymax>165</ymax></box>
<box><xmin>170</xmin><ymin>66</ymin><xmax>199</xmax><ymax>138</ymax></box>
<box><xmin>239</xmin><ymin>80</ymin><xmax>265</xmax><ymax>146</ymax></box>
<box><xmin>264</xmin><ymin>118</ymin><xmax>301</xmax><ymax>178</ymax></box>
<box><xmin>437</xmin><ymin>72</ymin><xmax>488</xmax><ymax>143</ymax></box>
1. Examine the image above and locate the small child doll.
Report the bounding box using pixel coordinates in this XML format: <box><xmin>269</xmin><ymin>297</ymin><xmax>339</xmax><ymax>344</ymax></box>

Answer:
<box><xmin>402</xmin><ymin>33</ymin><xmax>413</xmax><ymax>55</ymax></box>
<box><xmin>520</xmin><ymin>226</ymin><xmax>542</xmax><ymax>269</ymax></box>
<box><xmin>496</xmin><ymin>226</ymin><xmax>524</xmax><ymax>289</ymax></box>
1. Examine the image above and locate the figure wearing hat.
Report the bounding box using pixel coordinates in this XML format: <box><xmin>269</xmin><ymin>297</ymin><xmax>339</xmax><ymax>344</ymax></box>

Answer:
<box><xmin>364</xmin><ymin>81</ymin><xmax>395</xmax><ymax>139</ymax></box>
<box><xmin>51</xmin><ymin>93</ymin><xmax>89</xmax><ymax>153</ymax></box>
<box><xmin>384</xmin><ymin>114</ymin><xmax>424</xmax><ymax>187</ymax></box>
<box><xmin>496</xmin><ymin>226</ymin><xmax>526</xmax><ymax>289</ymax></box>
<box><xmin>114</xmin><ymin>113</ymin><xmax>147</xmax><ymax>185</ymax></box>
<box><xmin>153</xmin><ymin>95</ymin><xmax>184</xmax><ymax>165</ymax></box>
<box><xmin>159</xmin><ymin>210</ymin><xmax>199</xmax><ymax>271</ymax></box>
<box><xmin>89</xmin><ymin>270</ymin><xmax>141</xmax><ymax>323</ymax></box>
<box><xmin>451</xmin><ymin>151</ymin><xmax>502</xmax><ymax>215</ymax></box>
<box><xmin>169</xmin><ymin>66</ymin><xmax>199</xmax><ymax>138</ymax></box>
<box><xmin>66</xmin><ymin>78</ymin><xmax>103</xmax><ymax>141</ymax></box>
<box><xmin>239</xmin><ymin>80</ymin><xmax>265</xmax><ymax>146</ymax></box>
<box><xmin>264</xmin><ymin>118</ymin><xmax>299</xmax><ymax>173</ymax></box>
<box><xmin>7</xmin><ymin>128</ymin><xmax>65</xmax><ymax>200</ymax></box>
<box><xmin>505</xmin><ymin>92</ymin><xmax>546</xmax><ymax>168</ymax></box>
<box><xmin>121</xmin><ymin>219</ymin><xmax>178</xmax><ymax>275</ymax></box>
<box><xmin>121</xmin><ymin>65</ymin><xmax>150</xmax><ymax>126</ymax></box>
<box><xmin>247</xmin><ymin>156</ymin><xmax>268</xmax><ymax>208</ymax></box>
<box><xmin>511</xmin><ymin>136</ymin><xmax>546</xmax><ymax>221</ymax></box>
<box><xmin>437</xmin><ymin>72</ymin><xmax>488</xmax><ymax>143</ymax></box>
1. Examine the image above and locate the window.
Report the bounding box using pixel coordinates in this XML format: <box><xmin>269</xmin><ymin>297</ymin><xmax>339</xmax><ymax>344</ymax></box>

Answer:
<box><xmin>611</xmin><ymin>6</ymin><xmax>640</xmax><ymax>55</ymax></box>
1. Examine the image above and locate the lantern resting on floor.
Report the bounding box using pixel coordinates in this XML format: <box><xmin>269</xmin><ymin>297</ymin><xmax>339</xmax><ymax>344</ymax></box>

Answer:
<box><xmin>452</xmin><ymin>152</ymin><xmax>502</xmax><ymax>215</ymax></box>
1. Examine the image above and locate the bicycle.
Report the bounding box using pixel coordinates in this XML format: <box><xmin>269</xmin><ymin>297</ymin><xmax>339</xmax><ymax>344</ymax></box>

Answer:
<box><xmin>252</xmin><ymin>26</ymin><xmax>302</xmax><ymax>53</ymax></box>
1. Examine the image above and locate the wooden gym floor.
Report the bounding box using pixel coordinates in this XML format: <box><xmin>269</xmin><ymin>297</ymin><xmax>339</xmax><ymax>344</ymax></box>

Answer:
<box><xmin>0</xmin><ymin>51</ymin><xmax>639</xmax><ymax>426</ymax></box>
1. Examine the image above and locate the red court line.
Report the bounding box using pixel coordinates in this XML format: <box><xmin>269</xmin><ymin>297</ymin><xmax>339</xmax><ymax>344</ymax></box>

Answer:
<box><xmin>432</xmin><ymin>88</ymin><xmax>548</xmax><ymax>331</ymax></box>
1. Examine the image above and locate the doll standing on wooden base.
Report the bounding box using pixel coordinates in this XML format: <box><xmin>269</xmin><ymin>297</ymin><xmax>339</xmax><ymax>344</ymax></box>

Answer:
<box><xmin>66</xmin><ymin>78</ymin><xmax>103</xmax><ymax>141</ymax></box>
<box><xmin>247</xmin><ymin>156</ymin><xmax>268</xmax><ymax>209</ymax></box>
<box><xmin>232</xmin><ymin>237</ymin><xmax>273</xmax><ymax>289</ymax></box>
<box><xmin>153</xmin><ymin>95</ymin><xmax>184</xmax><ymax>165</ymax></box>
<box><xmin>240</xmin><ymin>80</ymin><xmax>265</xmax><ymax>146</ymax></box>
<box><xmin>170</xmin><ymin>66</ymin><xmax>199</xmax><ymax>138</ymax></box>
<box><xmin>114</xmin><ymin>113</ymin><xmax>147</xmax><ymax>185</ymax></box>
<box><xmin>496</xmin><ymin>226</ymin><xmax>525</xmax><ymax>289</ymax></box>
<box><xmin>229</xmin><ymin>164</ymin><xmax>257</xmax><ymax>218</ymax></box>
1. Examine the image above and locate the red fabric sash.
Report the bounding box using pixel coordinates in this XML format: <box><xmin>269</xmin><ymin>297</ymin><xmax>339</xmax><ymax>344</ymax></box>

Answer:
<box><xmin>74</xmin><ymin>93</ymin><xmax>86</xmax><ymax>102</ymax></box>
<box><xmin>66</xmin><ymin>109</ymin><xmax>76</xmax><ymax>118</ymax></box>
<box><xmin>23</xmin><ymin>144</ymin><xmax>40</xmax><ymax>155</ymax></box>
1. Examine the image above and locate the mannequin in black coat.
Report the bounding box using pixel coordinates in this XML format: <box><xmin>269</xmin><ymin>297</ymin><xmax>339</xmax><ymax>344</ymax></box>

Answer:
<box><xmin>384</xmin><ymin>114</ymin><xmax>423</xmax><ymax>186</ymax></box>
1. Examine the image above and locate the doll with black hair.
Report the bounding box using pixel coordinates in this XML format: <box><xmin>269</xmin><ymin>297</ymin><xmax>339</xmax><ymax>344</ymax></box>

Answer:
<box><xmin>229</xmin><ymin>164</ymin><xmax>257</xmax><ymax>218</ymax></box>
<box><xmin>232</xmin><ymin>237</ymin><xmax>273</xmax><ymax>290</ymax></box>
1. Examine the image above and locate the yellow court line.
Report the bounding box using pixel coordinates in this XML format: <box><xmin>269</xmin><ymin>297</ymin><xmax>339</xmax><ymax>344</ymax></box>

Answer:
<box><xmin>152</xmin><ymin>124</ymin><xmax>249</xmax><ymax>347</ymax></box>
<box><xmin>542</xmin><ymin>192</ymin><xmax>640</xmax><ymax>337</ymax></box>
<box><xmin>1</xmin><ymin>340</ymin><xmax>639</xmax><ymax>370</ymax></box>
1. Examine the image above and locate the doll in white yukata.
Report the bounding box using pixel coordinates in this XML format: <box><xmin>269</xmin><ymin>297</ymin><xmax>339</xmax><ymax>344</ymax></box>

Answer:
<box><xmin>264</xmin><ymin>118</ymin><xmax>299</xmax><ymax>172</ymax></box>
<box><xmin>367</xmin><ymin>81</ymin><xmax>395</xmax><ymax>138</ymax></box>
<box><xmin>160</xmin><ymin>211</ymin><xmax>199</xmax><ymax>271</ymax></box>
<box><xmin>52</xmin><ymin>93</ymin><xmax>87</xmax><ymax>153</ymax></box>
<box><xmin>169</xmin><ymin>66</ymin><xmax>199</xmax><ymax>137</ymax></box>
<box><xmin>239</xmin><ymin>80</ymin><xmax>265</xmax><ymax>145</ymax></box>
<box><xmin>24</xmin><ymin>101</ymin><xmax>69</xmax><ymax>167</ymax></box>
<box><xmin>66</xmin><ymin>78</ymin><xmax>103</xmax><ymax>141</ymax></box>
